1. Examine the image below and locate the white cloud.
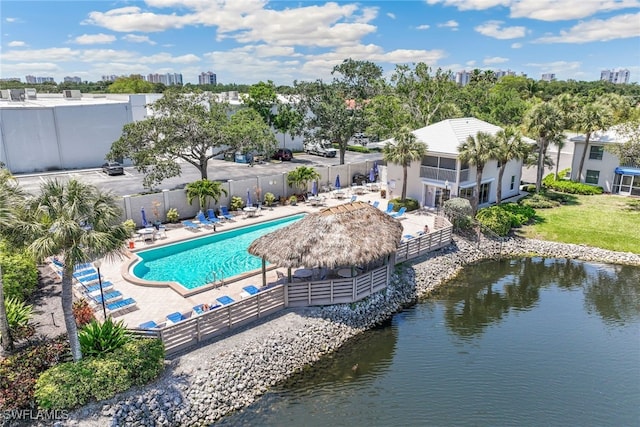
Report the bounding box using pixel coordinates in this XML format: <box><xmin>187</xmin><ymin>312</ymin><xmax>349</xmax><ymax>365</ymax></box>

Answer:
<box><xmin>483</xmin><ymin>56</ymin><xmax>509</xmax><ymax>65</ymax></box>
<box><xmin>475</xmin><ymin>21</ymin><xmax>526</xmax><ymax>39</ymax></box>
<box><xmin>7</xmin><ymin>41</ymin><xmax>27</xmax><ymax>47</ymax></box>
<box><xmin>122</xmin><ymin>34</ymin><xmax>157</xmax><ymax>45</ymax></box>
<box><xmin>534</xmin><ymin>13</ymin><xmax>640</xmax><ymax>43</ymax></box>
<box><xmin>73</xmin><ymin>33</ymin><xmax>117</xmax><ymax>45</ymax></box>
<box><xmin>438</xmin><ymin>20</ymin><xmax>459</xmax><ymax>30</ymax></box>
<box><xmin>138</xmin><ymin>52</ymin><xmax>201</xmax><ymax>64</ymax></box>
<box><xmin>525</xmin><ymin>60</ymin><xmax>582</xmax><ymax>74</ymax></box>
<box><xmin>5</xmin><ymin>17</ymin><xmax>17</xmax><ymax>23</ymax></box>
<box><xmin>426</xmin><ymin>0</ymin><xmax>640</xmax><ymax>21</ymax></box>
<box><xmin>387</xmin><ymin>12</ymin><xmax>396</xmax><ymax>19</ymax></box>
<box><xmin>416</xmin><ymin>24</ymin><xmax>431</xmax><ymax>30</ymax></box>
<box><xmin>0</xmin><ymin>62</ymin><xmax>61</xmax><ymax>74</ymax></box>
<box><xmin>4</xmin><ymin>47</ymin><xmax>80</xmax><ymax>62</ymax></box>
<box><xmin>511</xmin><ymin>42</ymin><xmax>523</xmax><ymax>48</ymax></box>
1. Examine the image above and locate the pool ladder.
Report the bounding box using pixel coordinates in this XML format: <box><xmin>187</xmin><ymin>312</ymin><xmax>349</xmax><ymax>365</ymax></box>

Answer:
<box><xmin>208</xmin><ymin>269</ymin><xmax>225</xmax><ymax>288</ymax></box>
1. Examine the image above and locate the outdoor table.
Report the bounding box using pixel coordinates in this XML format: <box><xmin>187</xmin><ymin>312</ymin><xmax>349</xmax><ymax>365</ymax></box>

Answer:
<box><xmin>293</xmin><ymin>268</ymin><xmax>313</xmax><ymax>279</ymax></box>
<box><xmin>366</xmin><ymin>183</ymin><xmax>380</xmax><ymax>191</ymax></box>
<box><xmin>308</xmin><ymin>196</ymin><xmax>322</xmax><ymax>206</ymax></box>
<box><xmin>333</xmin><ymin>190</ymin><xmax>346</xmax><ymax>199</ymax></box>
<box><xmin>137</xmin><ymin>227</ymin><xmax>155</xmax><ymax>242</ymax></box>
<box><xmin>243</xmin><ymin>206</ymin><xmax>258</xmax><ymax>217</ymax></box>
<box><xmin>351</xmin><ymin>186</ymin><xmax>366</xmax><ymax>194</ymax></box>
<box><xmin>337</xmin><ymin>268</ymin><xmax>357</xmax><ymax>278</ymax></box>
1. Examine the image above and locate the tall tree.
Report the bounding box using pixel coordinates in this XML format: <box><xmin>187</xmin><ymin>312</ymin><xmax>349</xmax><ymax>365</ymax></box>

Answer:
<box><xmin>364</xmin><ymin>93</ymin><xmax>412</xmax><ymax>141</ymax></box>
<box><xmin>550</xmin><ymin>93</ymin><xmax>580</xmax><ymax>179</ymax></box>
<box><xmin>273</xmin><ymin>102</ymin><xmax>303</xmax><ymax>148</ymax></box>
<box><xmin>19</xmin><ymin>180</ymin><xmax>130</xmax><ymax>361</ymax></box>
<box><xmin>575</xmin><ymin>102</ymin><xmax>614</xmax><ymax>182</ymax></box>
<box><xmin>226</xmin><ymin>108</ymin><xmax>278</xmax><ymax>157</ymax></box>
<box><xmin>606</xmin><ymin>107</ymin><xmax>640</xmax><ymax>166</ymax></box>
<box><xmin>0</xmin><ymin>168</ymin><xmax>26</xmax><ymax>356</ymax></box>
<box><xmin>458</xmin><ymin>131</ymin><xmax>499</xmax><ymax>214</ymax></box>
<box><xmin>243</xmin><ymin>80</ymin><xmax>278</xmax><ymax>127</ymax></box>
<box><xmin>108</xmin><ymin>75</ymin><xmax>156</xmax><ymax>93</ymax></box>
<box><xmin>524</xmin><ymin>102</ymin><xmax>564</xmax><ymax>192</ymax></box>
<box><xmin>383</xmin><ymin>126</ymin><xmax>427</xmax><ymax>201</ymax></box>
<box><xmin>494</xmin><ymin>126</ymin><xmax>530</xmax><ymax>204</ymax></box>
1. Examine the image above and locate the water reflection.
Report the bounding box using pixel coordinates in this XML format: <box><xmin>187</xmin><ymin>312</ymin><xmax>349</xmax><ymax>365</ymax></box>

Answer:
<box><xmin>432</xmin><ymin>258</ymin><xmax>640</xmax><ymax>338</ymax></box>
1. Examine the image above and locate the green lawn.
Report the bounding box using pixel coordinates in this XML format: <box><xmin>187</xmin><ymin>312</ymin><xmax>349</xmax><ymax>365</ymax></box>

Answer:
<box><xmin>519</xmin><ymin>194</ymin><xmax>640</xmax><ymax>254</ymax></box>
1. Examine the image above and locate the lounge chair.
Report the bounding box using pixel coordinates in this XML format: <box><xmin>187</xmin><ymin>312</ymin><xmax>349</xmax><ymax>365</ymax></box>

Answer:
<box><xmin>192</xmin><ymin>304</ymin><xmax>207</xmax><ymax>315</ymax></box>
<box><xmin>182</xmin><ymin>220</ymin><xmax>200</xmax><ymax>230</ymax></box>
<box><xmin>372</xmin><ymin>200</ymin><xmax>380</xmax><ymax>209</ymax></box>
<box><xmin>166</xmin><ymin>312</ymin><xmax>185</xmax><ymax>324</ymax></box>
<box><xmin>106</xmin><ymin>297</ymin><xmax>136</xmax><ymax>315</ymax></box>
<box><xmin>384</xmin><ymin>202</ymin><xmax>394</xmax><ymax>214</ymax></box>
<box><xmin>219</xmin><ymin>206</ymin><xmax>235</xmax><ymax>220</ymax></box>
<box><xmin>216</xmin><ymin>295</ymin><xmax>235</xmax><ymax>305</ymax></box>
<box><xmin>391</xmin><ymin>206</ymin><xmax>407</xmax><ymax>218</ymax></box>
<box><xmin>80</xmin><ymin>281</ymin><xmax>114</xmax><ymax>294</ymax></box>
<box><xmin>138</xmin><ymin>320</ymin><xmax>159</xmax><ymax>329</ymax></box>
<box><xmin>240</xmin><ymin>285</ymin><xmax>260</xmax><ymax>298</ymax></box>
<box><xmin>91</xmin><ymin>290</ymin><xmax>122</xmax><ymax>305</ymax></box>
<box><xmin>206</xmin><ymin>209</ymin><xmax>221</xmax><ymax>224</ymax></box>
<box><xmin>73</xmin><ymin>268</ymin><xmax>98</xmax><ymax>280</ymax></box>
<box><xmin>75</xmin><ymin>273</ymin><xmax>102</xmax><ymax>284</ymax></box>
<box><xmin>196</xmin><ymin>211</ymin><xmax>216</xmax><ymax>228</ymax></box>
<box><xmin>349</xmin><ymin>195</ymin><xmax>357</xmax><ymax>203</ymax></box>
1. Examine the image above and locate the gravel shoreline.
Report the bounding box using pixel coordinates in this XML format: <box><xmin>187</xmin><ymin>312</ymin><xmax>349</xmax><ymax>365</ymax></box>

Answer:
<box><xmin>51</xmin><ymin>236</ymin><xmax>640</xmax><ymax>426</ymax></box>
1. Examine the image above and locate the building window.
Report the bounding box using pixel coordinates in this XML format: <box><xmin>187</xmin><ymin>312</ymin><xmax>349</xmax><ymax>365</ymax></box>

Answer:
<box><xmin>585</xmin><ymin>170</ymin><xmax>600</xmax><ymax>184</ymax></box>
<box><xmin>459</xmin><ymin>187</ymin><xmax>473</xmax><ymax>199</ymax></box>
<box><xmin>479</xmin><ymin>183</ymin><xmax>490</xmax><ymax>204</ymax></box>
<box><xmin>589</xmin><ymin>145</ymin><xmax>604</xmax><ymax>160</ymax></box>
<box><xmin>510</xmin><ymin>176</ymin><xmax>515</xmax><ymax>190</ymax></box>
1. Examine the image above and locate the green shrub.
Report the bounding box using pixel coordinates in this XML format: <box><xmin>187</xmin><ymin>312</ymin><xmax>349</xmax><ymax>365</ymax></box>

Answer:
<box><xmin>78</xmin><ymin>318</ymin><xmax>130</xmax><ymax>357</ymax></box>
<box><xmin>0</xmin><ymin>243</ymin><xmax>39</xmax><ymax>302</ymax></box>
<box><xmin>519</xmin><ymin>193</ymin><xmax>562</xmax><ymax>209</ymax></box>
<box><xmin>499</xmin><ymin>203</ymin><xmax>536</xmax><ymax>227</ymax></box>
<box><xmin>35</xmin><ymin>361</ymin><xmax>94</xmax><ymax>409</ymax></box>
<box><xmin>229</xmin><ymin>196</ymin><xmax>244</xmax><ymax>211</ymax></box>
<box><xmin>345</xmin><ymin>144</ymin><xmax>371</xmax><ymax>153</ymax></box>
<box><xmin>111</xmin><ymin>338</ymin><xmax>165</xmax><ymax>385</ymax></box>
<box><xmin>264</xmin><ymin>192</ymin><xmax>276</xmax><ymax>206</ymax></box>
<box><xmin>523</xmin><ymin>184</ymin><xmax>537</xmax><ymax>193</ymax></box>
<box><xmin>166</xmin><ymin>208</ymin><xmax>179</xmax><ymax>223</ymax></box>
<box><xmin>443</xmin><ymin>198</ymin><xmax>473</xmax><ymax>230</ymax></box>
<box><xmin>122</xmin><ymin>219</ymin><xmax>136</xmax><ymax>237</ymax></box>
<box><xmin>476</xmin><ymin>206</ymin><xmax>513</xmax><ymax>236</ymax></box>
<box><xmin>543</xmin><ymin>171</ymin><xmax>604</xmax><ymax>195</ymax></box>
<box><xmin>84</xmin><ymin>358</ymin><xmax>131</xmax><ymax>401</ymax></box>
<box><xmin>2</xmin><ymin>297</ymin><xmax>33</xmax><ymax>341</ymax></box>
<box><xmin>388</xmin><ymin>197</ymin><xmax>419</xmax><ymax>212</ymax></box>
<box><xmin>0</xmin><ymin>335</ymin><xmax>70</xmax><ymax>410</ymax></box>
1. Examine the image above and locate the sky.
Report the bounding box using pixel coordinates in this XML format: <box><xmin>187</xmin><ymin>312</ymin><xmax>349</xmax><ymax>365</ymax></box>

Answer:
<box><xmin>1</xmin><ymin>0</ymin><xmax>639</xmax><ymax>85</ymax></box>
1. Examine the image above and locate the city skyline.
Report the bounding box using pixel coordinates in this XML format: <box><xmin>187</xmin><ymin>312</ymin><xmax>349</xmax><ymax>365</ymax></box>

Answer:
<box><xmin>1</xmin><ymin>1</ymin><xmax>638</xmax><ymax>85</ymax></box>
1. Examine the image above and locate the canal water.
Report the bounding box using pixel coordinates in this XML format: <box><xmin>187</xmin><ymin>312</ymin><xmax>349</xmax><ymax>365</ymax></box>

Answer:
<box><xmin>218</xmin><ymin>258</ymin><xmax>640</xmax><ymax>426</ymax></box>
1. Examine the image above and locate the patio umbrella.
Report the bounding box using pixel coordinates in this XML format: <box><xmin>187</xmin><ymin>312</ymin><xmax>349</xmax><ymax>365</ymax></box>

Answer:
<box><xmin>312</xmin><ymin>180</ymin><xmax>318</xmax><ymax>196</ymax></box>
<box><xmin>369</xmin><ymin>168</ymin><xmax>375</xmax><ymax>183</ymax></box>
<box><xmin>335</xmin><ymin>174</ymin><xmax>341</xmax><ymax>190</ymax></box>
<box><xmin>246</xmin><ymin>189</ymin><xmax>252</xmax><ymax>207</ymax></box>
<box><xmin>373</xmin><ymin>161</ymin><xmax>378</xmax><ymax>175</ymax></box>
<box><xmin>141</xmin><ymin>207</ymin><xmax>148</xmax><ymax>227</ymax></box>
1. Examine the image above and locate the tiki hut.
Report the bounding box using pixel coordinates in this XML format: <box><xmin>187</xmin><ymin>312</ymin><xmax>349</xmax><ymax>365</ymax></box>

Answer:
<box><xmin>248</xmin><ymin>202</ymin><xmax>403</xmax><ymax>281</ymax></box>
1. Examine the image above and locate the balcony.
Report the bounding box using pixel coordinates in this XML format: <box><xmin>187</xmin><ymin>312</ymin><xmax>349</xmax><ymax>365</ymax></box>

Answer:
<box><xmin>420</xmin><ymin>166</ymin><xmax>471</xmax><ymax>183</ymax></box>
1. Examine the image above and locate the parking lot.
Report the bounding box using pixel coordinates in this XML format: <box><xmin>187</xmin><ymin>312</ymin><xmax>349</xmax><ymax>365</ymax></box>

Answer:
<box><xmin>15</xmin><ymin>151</ymin><xmax>383</xmax><ymax>196</ymax></box>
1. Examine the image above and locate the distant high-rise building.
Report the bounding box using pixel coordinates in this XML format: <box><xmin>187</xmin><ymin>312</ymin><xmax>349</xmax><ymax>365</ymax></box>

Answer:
<box><xmin>455</xmin><ymin>70</ymin><xmax>471</xmax><ymax>86</ymax></box>
<box><xmin>199</xmin><ymin>71</ymin><xmax>217</xmax><ymax>85</ymax></box>
<box><xmin>494</xmin><ymin>69</ymin><xmax>515</xmax><ymax>79</ymax></box>
<box><xmin>25</xmin><ymin>75</ymin><xmax>54</xmax><ymax>84</ymax></box>
<box><xmin>101</xmin><ymin>75</ymin><xmax>120</xmax><ymax>82</ymax></box>
<box><xmin>0</xmin><ymin>77</ymin><xmax>21</xmax><ymax>83</ymax></box>
<box><xmin>541</xmin><ymin>73</ymin><xmax>556</xmax><ymax>82</ymax></box>
<box><xmin>64</xmin><ymin>76</ymin><xmax>82</xmax><ymax>84</ymax></box>
<box><xmin>600</xmin><ymin>69</ymin><xmax>630</xmax><ymax>84</ymax></box>
<box><xmin>146</xmin><ymin>73</ymin><xmax>183</xmax><ymax>86</ymax></box>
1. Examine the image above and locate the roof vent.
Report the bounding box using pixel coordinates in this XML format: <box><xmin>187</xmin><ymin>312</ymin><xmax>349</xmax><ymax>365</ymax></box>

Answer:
<box><xmin>63</xmin><ymin>89</ymin><xmax>82</xmax><ymax>100</ymax></box>
<box><xmin>9</xmin><ymin>89</ymin><xmax>25</xmax><ymax>102</ymax></box>
<box><xmin>0</xmin><ymin>90</ymin><xmax>10</xmax><ymax>100</ymax></box>
<box><xmin>25</xmin><ymin>88</ymin><xmax>37</xmax><ymax>99</ymax></box>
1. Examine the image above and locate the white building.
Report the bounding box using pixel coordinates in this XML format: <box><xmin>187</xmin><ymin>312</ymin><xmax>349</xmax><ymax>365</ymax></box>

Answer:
<box><xmin>385</xmin><ymin>118</ymin><xmax>526</xmax><ymax>208</ymax></box>
<box><xmin>600</xmin><ymin>69</ymin><xmax>630</xmax><ymax>84</ymax></box>
<box><xmin>199</xmin><ymin>72</ymin><xmax>217</xmax><ymax>85</ymax></box>
<box><xmin>63</xmin><ymin>76</ymin><xmax>82</xmax><ymax>84</ymax></box>
<box><xmin>541</xmin><ymin>73</ymin><xmax>556</xmax><ymax>82</ymax></box>
<box><xmin>570</xmin><ymin>127</ymin><xmax>640</xmax><ymax>195</ymax></box>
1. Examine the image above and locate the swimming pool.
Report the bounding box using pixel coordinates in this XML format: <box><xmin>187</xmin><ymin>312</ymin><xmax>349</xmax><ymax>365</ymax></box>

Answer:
<box><xmin>131</xmin><ymin>214</ymin><xmax>304</xmax><ymax>289</ymax></box>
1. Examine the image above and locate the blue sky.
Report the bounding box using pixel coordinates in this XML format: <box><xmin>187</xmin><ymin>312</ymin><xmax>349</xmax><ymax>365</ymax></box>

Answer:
<box><xmin>1</xmin><ymin>0</ymin><xmax>639</xmax><ymax>85</ymax></box>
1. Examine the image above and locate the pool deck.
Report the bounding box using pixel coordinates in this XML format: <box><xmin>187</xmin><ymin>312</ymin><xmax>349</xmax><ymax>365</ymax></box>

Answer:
<box><xmin>86</xmin><ymin>191</ymin><xmax>438</xmax><ymax>328</ymax></box>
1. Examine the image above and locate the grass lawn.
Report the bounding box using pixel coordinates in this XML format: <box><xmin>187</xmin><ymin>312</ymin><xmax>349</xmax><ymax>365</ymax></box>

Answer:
<box><xmin>519</xmin><ymin>193</ymin><xmax>640</xmax><ymax>254</ymax></box>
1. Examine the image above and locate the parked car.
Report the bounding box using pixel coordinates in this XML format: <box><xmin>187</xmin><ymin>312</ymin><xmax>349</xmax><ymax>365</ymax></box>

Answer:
<box><xmin>102</xmin><ymin>161</ymin><xmax>124</xmax><ymax>176</ymax></box>
<box><xmin>272</xmin><ymin>148</ymin><xmax>293</xmax><ymax>161</ymax></box>
<box><xmin>304</xmin><ymin>140</ymin><xmax>337</xmax><ymax>157</ymax></box>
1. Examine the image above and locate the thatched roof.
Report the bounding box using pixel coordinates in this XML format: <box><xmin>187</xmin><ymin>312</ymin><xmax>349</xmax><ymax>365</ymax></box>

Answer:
<box><xmin>248</xmin><ymin>201</ymin><xmax>403</xmax><ymax>268</ymax></box>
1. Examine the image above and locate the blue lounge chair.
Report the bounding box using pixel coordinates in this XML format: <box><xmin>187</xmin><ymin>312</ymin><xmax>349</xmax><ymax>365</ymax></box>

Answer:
<box><xmin>216</xmin><ymin>295</ymin><xmax>235</xmax><ymax>305</ymax></box>
<box><xmin>391</xmin><ymin>206</ymin><xmax>407</xmax><ymax>218</ymax></box>
<box><xmin>73</xmin><ymin>268</ymin><xmax>98</xmax><ymax>279</ymax></box>
<box><xmin>92</xmin><ymin>290</ymin><xmax>122</xmax><ymax>305</ymax></box>
<box><xmin>182</xmin><ymin>220</ymin><xmax>200</xmax><ymax>230</ymax></box>
<box><xmin>139</xmin><ymin>320</ymin><xmax>158</xmax><ymax>329</ymax></box>
<box><xmin>81</xmin><ymin>281</ymin><xmax>113</xmax><ymax>294</ymax></box>
<box><xmin>106</xmin><ymin>297</ymin><xmax>136</xmax><ymax>314</ymax></box>
<box><xmin>206</xmin><ymin>209</ymin><xmax>221</xmax><ymax>224</ymax></box>
<box><xmin>196</xmin><ymin>211</ymin><xmax>216</xmax><ymax>228</ymax></box>
<box><xmin>75</xmin><ymin>273</ymin><xmax>102</xmax><ymax>284</ymax></box>
<box><xmin>350</xmin><ymin>195</ymin><xmax>357</xmax><ymax>203</ymax></box>
<box><xmin>243</xmin><ymin>285</ymin><xmax>260</xmax><ymax>295</ymax></box>
<box><xmin>384</xmin><ymin>202</ymin><xmax>394</xmax><ymax>214</ymax></box>
<box><xmin>372</xmin><ymin>200</ymin><xmax>380</xmax><ymax>209</ymax></box>
<box><xmin>219</xmin><ymin>206</ymin><xmax>234</xmax><ymax>220</ymax></box>
<box><xmin>166</xmin><ymin>312</ymin><xmax>185</xmax><ymax>324</ymax></box>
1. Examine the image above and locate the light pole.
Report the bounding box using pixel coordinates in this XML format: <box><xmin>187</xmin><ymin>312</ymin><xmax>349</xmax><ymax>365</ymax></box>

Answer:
<box><xmin>444</xmin><ymin>180</ymin><xmax>449</xmax><ymax>202</ymax></box>
<box><xmin>93</xmin><ymin>260</ymin><xmax>107</xmax><ymax>320</ymax></box>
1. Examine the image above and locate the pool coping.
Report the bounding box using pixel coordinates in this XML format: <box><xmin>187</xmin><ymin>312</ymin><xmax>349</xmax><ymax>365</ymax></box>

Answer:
<box><xmin>120</xmin><ymin>212</ymin><xmax>304</xmax><ymax>298</ymax></box>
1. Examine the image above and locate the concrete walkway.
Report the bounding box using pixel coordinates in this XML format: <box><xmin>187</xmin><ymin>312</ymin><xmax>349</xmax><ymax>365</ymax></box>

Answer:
<box><xmin>81</xmin><ymin>189</ymin><xmax>437</xmax><ymax>329</ymax></box>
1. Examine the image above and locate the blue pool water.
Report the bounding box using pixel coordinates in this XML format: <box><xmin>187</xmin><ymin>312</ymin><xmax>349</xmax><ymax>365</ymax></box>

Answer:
<box><xmin>132</xmin><ymin>214</ymin><xmax>304</xmax><ymax>289</ymax></box>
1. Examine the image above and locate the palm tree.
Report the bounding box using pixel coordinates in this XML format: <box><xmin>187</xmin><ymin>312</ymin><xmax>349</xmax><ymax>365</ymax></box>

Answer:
<box><xmin>458</xmin><ymin>131</ymin><xmax>499</xmax><ymax>214</ymax></box>
<box><xmin>494</xmin><ymin>126</ymin><xmax>530</xmax><ymax>204</ymax></box>
<box><xmin>550</xmin><ymin>94</ymin><xmax>579</xmax><ymax>180</ymax></box>
<box><xmin>0</xmin><ymin>168</ymin><xmax>26</xmax><ymax>356</ymax></box>
<box><xmin>383</xmin><ymin>126</ymin><xmax>428</xmax><ymax>201</ymax></box>
<box><xmin>186</xmin><ymin>179</ymin><xmax>228</xmax><ymax>212</ymax></box>
<box><xmin>575</xmin><ymin>102</ymin><xmax>614</xmax><ymax>182</ymax></box>
<box><xmin>19</xmin><ymin>179</ymin><xmax>130</xmax><ymax>361</ymax></box>
<box><xmin>287</xmin><ymin>166</ymin><xmax>321</xmax><ymax>195</ymax></box>
<box><xmin>524</xmin><ymin>102</ymin><xmax>564</xmax><ymax>192</ymax></box>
